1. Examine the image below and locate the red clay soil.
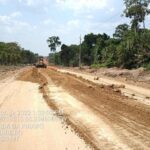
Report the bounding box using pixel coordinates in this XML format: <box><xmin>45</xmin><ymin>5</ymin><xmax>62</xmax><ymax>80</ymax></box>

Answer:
<box><xmin>43</xmin><ymin>68</ymin><xmax>150</xmax><ymax>149</ymax></box>
<box><xmin>18</xmin><ymin>67</ymin><xmax>150</xmax><ymax>149</ymax></box>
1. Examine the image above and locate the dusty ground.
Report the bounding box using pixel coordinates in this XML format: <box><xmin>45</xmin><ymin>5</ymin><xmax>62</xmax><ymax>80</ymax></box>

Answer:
<box><xmin>0</xmin><ymin>66</ymin><xmax>23</xmax><ymax>80</ymax></box>
<box><xmin>40</xmin><ymin>68</ymin><xmax>150</xmax><ymax>150</ymax></box>
<box><xmin>0</xmin><ymin>66</ymin><xmax>150</xmax><ymax>150</ymax></box>
<box><xmin>0</xmin><ymin>67</ymin><xmax>91</xmax><ymax>150</ymax></box>
<box><xmin>63</xmin><ymin>67</ymin><xmax>150</xmax><ymax>89</ymax></box>
<box><xmin>58</xmin><ymin>67</ymin><xmax>150</xmax><ymax>105</ymax></box>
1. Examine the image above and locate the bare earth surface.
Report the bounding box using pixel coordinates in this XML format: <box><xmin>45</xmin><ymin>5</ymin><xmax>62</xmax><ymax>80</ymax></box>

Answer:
<box><xmin>58</xmin><ymin>67</ymin><xmax>150</xmax><ymax>105</ymax></box>
<box><xmin>0</xmin><ymin>67</ymin><xmax>91</xmax><ymax>150</ymax></box>
<box><xmin>0</xmin><ymin>66</ymin><xmax>150</xmax><ymax>150</ymax></box>
<box><xmin>0</xmin><ymin>66</ymin><xmax>23</xmax><ymax>81</ymax></box>
<box><xmin>62</xmin><ymin>67</ymin><xmax>150</xmax><ymax>89</ymax></box>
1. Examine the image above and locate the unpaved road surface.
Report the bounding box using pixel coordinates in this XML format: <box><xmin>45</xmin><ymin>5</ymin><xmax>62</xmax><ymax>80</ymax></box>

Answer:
<box><xmin>0</xmin><ymin>68</ymin><xmax>90</xmax><ymax>150</ymax></box>
<box><xmin>0</xmin><ymin>66</ymin><xmax>23</xmax><ymax>81</ymax></box>
<box><xmin>64</xmin><ymin>67</ymin><xmax>150</xmax><ymax>89</ymax></box>
<box><xmin>58</xmin><ymin>69</ymin><xmax>150</xmax><ymax>105</ymax></box>
<box><xmin>0</xmin><ymin>67</ymin><xmax>150</xmax><ymax>150</ymax></box>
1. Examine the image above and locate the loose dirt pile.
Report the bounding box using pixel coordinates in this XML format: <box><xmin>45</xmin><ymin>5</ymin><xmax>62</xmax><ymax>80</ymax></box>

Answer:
<box><xmin>0</xmin><ymin>66</ymin><xmax>22</xmax><ymax>80</ymax></box>
<box><xmin>65</xmin><ymin>67</ymin><xmax>150</xmax><ymax>89</ymax></box>
<box><xmin>41</xmin><ymin>68</ymin><xmax>150</xmax><ymax>150</ymax></box>
<box><xmin>16</xmin><ymin>67</ymin><xmax>150</xmax><ymax>150</ymax></box>
<box><xmin>18</xmin><ymin>67</ymin><xmax>47</xmax><ymax>84</ymax></box>
<box><xmin>0</xmin><ymin>67</ymin><xmax>91</xmax><ymax>150</ymax></box>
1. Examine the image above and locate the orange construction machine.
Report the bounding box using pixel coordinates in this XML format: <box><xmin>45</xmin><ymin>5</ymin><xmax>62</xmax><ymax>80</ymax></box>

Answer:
<box><xmin>35</xmin><ymin>57</ymin><xmax>47</xmax><ymax>68</ymax></box>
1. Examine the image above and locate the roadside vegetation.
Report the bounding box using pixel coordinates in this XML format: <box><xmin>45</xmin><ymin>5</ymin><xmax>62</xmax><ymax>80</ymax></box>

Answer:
<box><xmin>48</xmin><ymin>0</ymin><xmax>150</xmax><ymax>70</ymax></box>
<box><xmin>0</xmin><ymin>42</ymin><xmax>38</xmax><ymax>65</ymax></box>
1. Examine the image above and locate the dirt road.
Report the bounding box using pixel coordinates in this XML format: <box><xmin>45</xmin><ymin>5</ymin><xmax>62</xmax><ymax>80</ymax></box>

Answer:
<box><xmin>58</xmin><ymin>69</ymin><xmax>150</xmax><ymax>105</ymax></box>
<box><xmin>0</xmin><ymin>67</ymin><xmax>150</xmax><ymax>150</ymax></box>
<box><xmin>0</xmin><ymin>68</ymin><xmax>90</xmax><ymax>150</ymax></box>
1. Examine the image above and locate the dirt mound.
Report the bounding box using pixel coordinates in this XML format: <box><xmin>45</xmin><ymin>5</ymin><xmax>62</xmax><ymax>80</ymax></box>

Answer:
<box><xmin>16</xmin><ymin>67</ymin><xmax>150</xmax><ymax>149</ymax></box>
<box><xmin>67</xmin><ymin>67</ymin><xmax>150</xmax><ymax>89</ymax></box>
<box><xmin>0</xmin><ymin>66</ymin><xmax>22</xmax><ymax>80</ymax></box>
<box><xmin>42</xmin><ymin>68</ymin><xmax>150</xmax><ymax>150</ymax></box>
<box><xmin>18</xmin><ymin>67</ymin><xmax>47</xmax><ymax>85</ymax></box>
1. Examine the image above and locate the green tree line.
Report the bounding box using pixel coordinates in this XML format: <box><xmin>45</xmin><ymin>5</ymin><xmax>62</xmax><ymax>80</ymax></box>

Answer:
<box><xmin>0</xmin><ymin>42</ymin><xmax>38</xmax><ymax>65</ymax></box>
<box><xmin>49</xmin><ymin>0</ymin><xmax>150</xmax><ymax>69</ymax></box>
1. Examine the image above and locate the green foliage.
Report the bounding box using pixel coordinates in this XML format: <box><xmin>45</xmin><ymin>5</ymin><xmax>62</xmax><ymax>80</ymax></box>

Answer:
<box><xmin>47</xmin><ymin>36</ymin><xmax>61</xmax><ymax>53</ymax></box>
<box><xmin>0</xmin><ymin>42</ymin><xmax>38</xmax><ymax>65</ymax></box>
<box><xmin>143</xmin><ymin>63</ymin><xmax>150</xmax><ymax>70</ymax></box>
<box><xmin>81</xmin><ymin>33</ymin><xmax>110</xmax><ymax>65</ymax></box>
<box><xmin>47</xmin><ymin>0</ymin><xmax>150</xmax><ymax>70</ymax></box>
<box><xmin>124</xmin><ymin>0</ymin><xmax>150</xmax><ymax>30</ymax></box>
<box><xmin>55</xmin><ymin>28</ymin><xmax>149</xmax><ymax>69</ymax></box>
<box><xmin>113</xmin><ymin>24</ymin><xmax>129</xmax><ymax>40</ymax></box>
<box><xmin>91</xmin><ymin>63</ymin><xmax>107</xmax><ymax>68</ymax></box>
<box><xmin>60</xmin><ymin>44</ymin><xmax>79</xmax><ymax>67</ymax></box>
<box><xmin>47</xmin><ymin>36</ymin><xmax>61</xmax><ymax>65</ymax></box>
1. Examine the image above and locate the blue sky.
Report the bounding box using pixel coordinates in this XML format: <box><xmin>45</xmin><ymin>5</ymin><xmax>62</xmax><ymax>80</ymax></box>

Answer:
<box><xmin>0</xmin><ymin>0</ymin><xmax>149</xmax><ymax>55</ymax></box>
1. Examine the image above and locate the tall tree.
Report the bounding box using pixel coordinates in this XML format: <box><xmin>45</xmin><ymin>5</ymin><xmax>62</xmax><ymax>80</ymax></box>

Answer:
<box><xmin>60</xmin><ymin>44</ymin><xmax>70</xmax><ymax>66</ymax></box>
<box><xmin>47</xmin><ymin>36</ymin><xmax>61</xmax><ymax>64</ymax></box>
<box><xmin>113</xmin><ymin>24</ymin><xmax>129</xmax><ymax>40</ymax></box>
<box><xmin>82</xmin><ymin>33</ymin><xmax>99</xmax><ymax>65</ymax></box>
<box><xmin>47</xmin><ymin>36</ymin><xmax>61</xmax><ymax>53</ymax></box>
<box><xmin>124</xmin><ymin>0</ymin><xmax>150</xmax><ymax>33</ymax></box>
<box><xmin>0</xmin><ymin>42</ymin><xmax>37</xmax><ymax>65</ymax></box>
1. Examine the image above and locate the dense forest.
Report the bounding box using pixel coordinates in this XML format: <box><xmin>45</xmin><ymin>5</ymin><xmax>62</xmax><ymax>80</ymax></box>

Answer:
<box><xmin>48</xmin><ymin>0</ymin><xmax>150</xmax><ymax>69</ymax></box>
<box><xmin>0</xmin><ymin>42</ymin><xmax>38</xmax><ymax>65</ymax></box>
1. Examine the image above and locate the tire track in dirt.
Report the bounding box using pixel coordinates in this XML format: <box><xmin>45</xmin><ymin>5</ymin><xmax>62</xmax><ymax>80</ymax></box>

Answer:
<box><xmin>40</xmin><ymin>68</ymin><xmax>150</xmax><ymax>150</ymax></box>
<box><xmin>58</xmin><ymin>69</ymin><xmax>150</xmax><ymax>105</ymax></box>
<box><xmin>19</xmin><ymin>67</ymin><xmax>150</xmax><ymax>150</ymax></box>
<box><xmin>12</xmin><ymin>67</ymin><xmax>91</xmax><ymax>150</ymax></box>
<box><xmin>39</xmin><ymin>70</ymin><xmax>128</xmax><ymax>150</ymax></box>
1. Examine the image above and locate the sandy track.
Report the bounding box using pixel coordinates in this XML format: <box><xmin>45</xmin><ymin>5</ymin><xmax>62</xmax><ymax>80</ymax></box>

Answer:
<box><xmin>39</xmin><ymin>68</ymin><xmax>150</xmax><ymax>150</ymax></box>
<box><xmin>57</xmin><ymin>69</ymin><xmax>150</xmax><ymax>105</ymax></box>
<box><xmin>0</xmin><ymin>67</ymin><xmax>149</xmax><ymax>150</ymax></box>
<box><xmin>0</xmin><ymin>67</ymin><xmax>90</xmax><ymax>150</ymax></box>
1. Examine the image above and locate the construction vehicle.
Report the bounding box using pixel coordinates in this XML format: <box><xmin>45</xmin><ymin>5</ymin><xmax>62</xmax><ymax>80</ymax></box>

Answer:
<box><xmin>35</xmin><ymin>56</ymin><xmax>47</xmax><ymax>68</ymax></box>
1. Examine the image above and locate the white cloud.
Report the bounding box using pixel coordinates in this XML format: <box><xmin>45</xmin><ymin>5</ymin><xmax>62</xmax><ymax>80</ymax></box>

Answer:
<box><xmin>105</xmin><ymin>7</ymin><xmax>116</xmax><ymax>14</ymax></box>
<box><xmin>82</xmin><ymin>19</ymin><xmax>126</xmax><ymax>35</ymax></box>
<box><xmin>0</xmin><ymin>0</ymin><xmax>9</xmax><ymax>4</ymax></box>
<box><xmin>86</xmin><ymin>15</ymin><xmax>94</xmax><ymax>19</ymax></box>
<box><xmin>18</xmin><ymin>0</ymin><xmax>34</xmax><ymax>6</ymax></box>
<box><xmin>56</xmin><ymin>0</ymin><xmax>108</xmax><ymax>12</ymax></box>
<box><xmin>43</xmin><ymin>7</ymin><xmax>49</xmax><ymax>13</ymax></box>
<box><xmin>18</xmin><ymin>0</ymin><xmax>49</xmax><ymax>7</ymax></box>
<box><xmin>109</xmin><ymin>7</ymin><xmax>115</xmax><ymax>13</ymax></box>
<box><xmin>43</xmin><ymin>19</ymin><xmax>55</xmax><ymax>25</ymax></box>
<box><xmin>10</xmin><ymin>11</ymin><xmax>22</xmax><ymax>18</ymax></box>
<box><xmin>0</xmin><ymin>12</ymin><xmax>33</xmax><ymax>34</ymax></box>
<box><xmin>67</xmin><ymin>19</ymin><xmax>80</xmax><ymax>28</ymax></box>
<box><xmin>0</xmin><ymin>0</ymin><xmax>126</xmax><ymax>55</ymax></box>
<box><xmin>45</xmin><ymin>19</ymin><xmax>80</xmax><ymax>36</ymax></box>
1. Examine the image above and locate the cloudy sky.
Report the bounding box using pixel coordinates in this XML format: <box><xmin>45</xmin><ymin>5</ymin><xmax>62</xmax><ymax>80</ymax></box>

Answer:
<box><xmin>0</xmin><ymin>0</ymin><xmax>147</xmax><ymax>55</ymax></box>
